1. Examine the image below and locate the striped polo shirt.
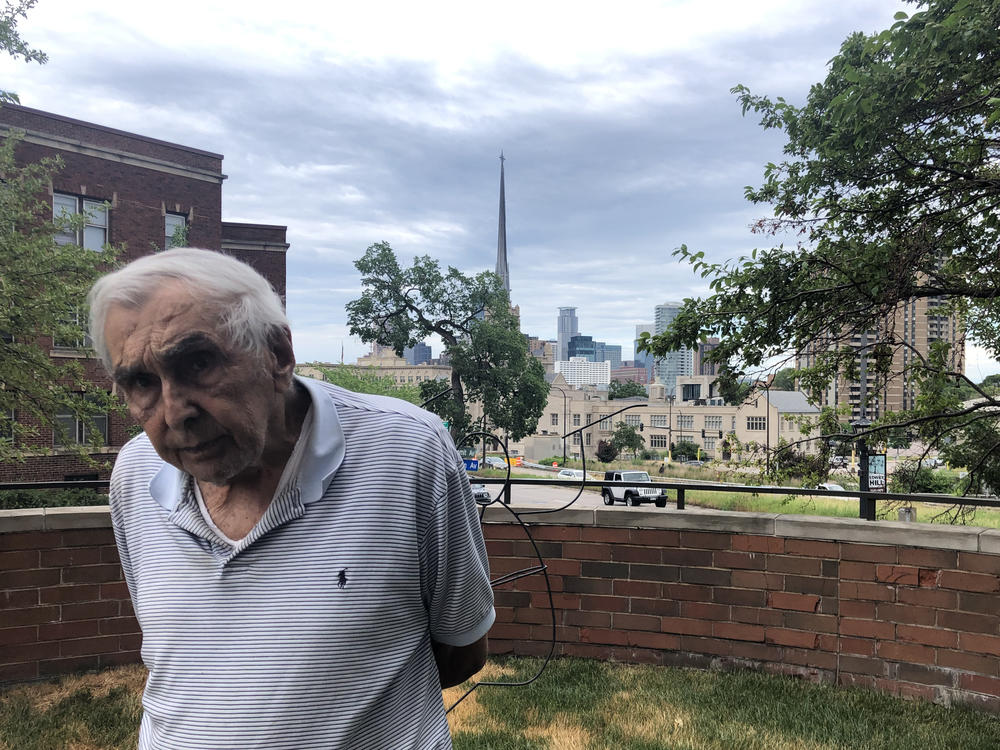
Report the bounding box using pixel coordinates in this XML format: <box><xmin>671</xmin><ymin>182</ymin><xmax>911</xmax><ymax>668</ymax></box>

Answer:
<box><xmin>110</xmin><ymin>376</ymin><xmax>495</xmax><ymax>749</ymax></box>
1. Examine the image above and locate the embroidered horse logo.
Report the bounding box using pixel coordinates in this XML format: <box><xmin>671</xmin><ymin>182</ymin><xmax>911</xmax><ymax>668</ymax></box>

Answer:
<box><xmin>337</xmin><ymin>568</ymin><xmax>348</xmax><ymax>589</ymax></box>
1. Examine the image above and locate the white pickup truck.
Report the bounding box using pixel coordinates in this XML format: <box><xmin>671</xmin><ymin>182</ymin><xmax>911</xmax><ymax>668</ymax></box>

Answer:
<box><xmin>601</xmin><ymin>470</ymin><xmax>669</xmax><ymax>508</ymax></box>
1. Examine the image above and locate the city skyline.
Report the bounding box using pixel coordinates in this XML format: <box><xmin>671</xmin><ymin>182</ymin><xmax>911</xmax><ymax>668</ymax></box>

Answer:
<box><xmin>5</xmin><ymin>0</ymin><xmax>998</xmax><ymax>380</ymax></box>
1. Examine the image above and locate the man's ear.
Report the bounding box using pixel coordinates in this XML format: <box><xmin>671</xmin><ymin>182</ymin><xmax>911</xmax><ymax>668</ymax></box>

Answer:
<box><xmin>269</xmin><ymin>326</ymin><xmax>296</xmax><ymax>389</ymax></box>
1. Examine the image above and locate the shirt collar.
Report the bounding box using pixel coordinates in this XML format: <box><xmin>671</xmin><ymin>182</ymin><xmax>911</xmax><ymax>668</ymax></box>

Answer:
<box><xmin>148</xmin><ymin>374</ymin><xmax>346</xmax><ymax>511</ymax></box>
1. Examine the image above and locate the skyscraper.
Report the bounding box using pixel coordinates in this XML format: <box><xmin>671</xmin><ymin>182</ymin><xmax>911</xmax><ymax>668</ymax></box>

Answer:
<box><xmin>653</xmin><ymin>303</ymin><xmax>694</xmax><ymax>395</ymax></box>
<box><xmin>557</xmin><ymin>307</ymin><xmax>579</xmax><ymax>362</ymax></box>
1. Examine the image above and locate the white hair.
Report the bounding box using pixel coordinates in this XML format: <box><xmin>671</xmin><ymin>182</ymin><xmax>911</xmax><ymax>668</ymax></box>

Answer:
<box><xmin>87</xmin><ymin>247</ymin><xmax>290</xmax><ymax>371</ymax></box>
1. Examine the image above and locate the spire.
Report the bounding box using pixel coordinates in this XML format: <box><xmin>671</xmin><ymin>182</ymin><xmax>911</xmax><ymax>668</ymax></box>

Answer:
<box><xmin>495</xmin><ymin>151</ymin><xmax>510</xmax><ymax>293</ymax></box>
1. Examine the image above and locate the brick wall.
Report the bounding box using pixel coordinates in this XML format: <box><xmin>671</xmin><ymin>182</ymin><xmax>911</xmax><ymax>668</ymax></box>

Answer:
<box><xmin>3</xmin><ymin>505</ymin><xmax>1000</xmax><ymax>711</ymax></box>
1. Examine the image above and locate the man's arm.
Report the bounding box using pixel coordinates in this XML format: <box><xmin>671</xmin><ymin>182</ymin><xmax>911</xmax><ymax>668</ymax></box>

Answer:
<box><xmin>432</xmin><ymin>635</ymin><xmax>489</xmax><ymax>688</ymax></box>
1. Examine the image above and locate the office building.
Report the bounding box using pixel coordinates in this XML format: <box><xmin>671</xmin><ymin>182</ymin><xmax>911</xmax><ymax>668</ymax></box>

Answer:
<box><xmin>557</xmin><ymin>307</ymin><xmax>579</xmax><ymax>362</ymax></box>
<box><xmin>653</xmin><ymin>303</ymin><xmax>694</xmax><ymax>395</ymax></box>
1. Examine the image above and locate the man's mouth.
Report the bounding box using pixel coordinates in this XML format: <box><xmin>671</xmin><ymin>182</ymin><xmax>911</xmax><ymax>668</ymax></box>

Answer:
<box><xmin>181</xmin><ymin>436</ymin><xmax>226</xmax><ymax>454</ymax></box>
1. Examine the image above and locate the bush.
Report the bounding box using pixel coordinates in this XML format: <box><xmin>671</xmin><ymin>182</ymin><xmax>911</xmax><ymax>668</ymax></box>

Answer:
<box><xmin>596</xmin><ymin>440</ymin><xmax>618</xmax><ymax>463</ymax></box>
<box><xmin>890</xmin><ymin>461</ymin><xmax>954</xmax><ymax>494</ymax></box>
<box><xmin>0</xmin><ymin>488</ymin><xmax>109</xmax><ymax>510</ymax></box>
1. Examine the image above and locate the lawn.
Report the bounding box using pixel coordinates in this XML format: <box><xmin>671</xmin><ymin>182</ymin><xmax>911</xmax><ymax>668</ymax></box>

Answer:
<box><xmin>3</xmin><ymin>657</ymin><xmax>999</xmax><ymax>749</ymax></box>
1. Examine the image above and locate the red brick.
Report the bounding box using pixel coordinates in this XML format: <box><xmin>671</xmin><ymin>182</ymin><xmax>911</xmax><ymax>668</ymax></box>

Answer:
<box><xmin>60</xmin><ymin>530</ymin><xmax>115</xmax><ymax>547</ymax></box>
<box><xmin>40</xmin><ymin>547</ymin><xmax>103</xmax><ymax>567</ymax></box>
<box><xmin>0</xmin><ymin>625</ymin><xmax>38</xmax><ymax>646</ymax></box>
<box><xmin>713</xmin><ymin>586</ymin><xmax>767</xmax><ymax>608</ymax></box>
<box><xmin>531</xmin><ymin>592</ymin><xmax>579</xmax><ymax>610</ymax></box>
<box><xmin>100</xmin><ymin>650</ymin><xmax>142</xmax><ymax>669</ymax></box>
<box><xmin>732</xmin><ymin>535</ymin><xmax>784</xmax><ymax>554</ymax></box>
<box><xmin>629</xmin><ymin>564</ymin><xmax>680</xmax><ymax>583</ymax></box>
<box><xmin>765</xmin><ymin>628</ymin><xmax>818</xmax><ymax>649</ymax></box>
<box><xmin>579</xmin><ymin>594</ymin><xmax>628</xmax><ymax>613</ymax></box>
<box><xmin>938</xmin><ymin>649</ymin><xmax>999</xmax><ymax>676</ymax></box>
<box><xmin>483</xmin><ymin>524</ymin><xmax>528</xmax><ymax>540</ymax></box>
<box><xmin>528</xmin><ymin>526</ymin><xmax>580</xmax><ymax>542</ymax></box>
<box><xmin>579</xmin><ymin>627</ymin><xmax>629</xmax><ymax>646</ymax></box>
<box><xmin>38</xmin><ymin>620</ymin><xmax>101</xmax><ymax>641</ymax></box>
<box><xmin>714</xmin><ymin>622</ymin><xmax>765</xmax><ymax>642</ymax></box>
<box><xmin>840</xmin><ymin>561</ymin><xmax>877</xmax><ymax>581</ymax></box>
<box><xmin>4</xmin><ymin>605</ymin><xmax>60</xmax><ymax>627</ymax></box>
<box><xmin>38</xmin><ymin>655</ymin><xmax>100</xmax><ymax>675</ymax></box>
<box><xmin>898</xmin><ymin>548</ymin><xmax>957</xmax><ymax>569</ymax></box>
<box><xmin>562</xmin><ymin>543</ymin><xmax>612</xmax><ymax>561</ymax></box>
<box><xmin>784</xmin><ymin>647</ymin><xmax>838</xmax><ymax>670</ymax></box>
<box><xmin>0</xmin><ymin>549</ymin><xmax>40</xmax><ymax>570</ymax></box>
<box><xmin>876</xmin><ymin>565</ymin><xmax>919</xmax><ymax>586</ymax></box>
<box><xmin>768</xmin><ymin>592</ymin><xmax>819</xmax><ymax>612</ymax></box>
<box><xmin>0</xmin><ymin>531</ymin><xmax>61</xmax><ymax>551</ymax></box>
<box><xmin>661</xmin><ymin>548</ymin><xmax>713</xmax><ymax>566</ymax></box>
<box><xmin>841</xmin><ymin>637</ymin><xmax>876</xmax><ymax>656</ymax></box>
<box><xmin>679</xmin><ymin>531</ymin><xmax>732</xmax><ymax>550</ymax></box>
<box><xmin>610</xmin><ymin>545</ymin><xmax>661</xmax><ymax>563</ymax></box>
<box><xmin>39</xmin><ymin>584</ymin><xmax>103</xmax><ymax>605</ymax></box>
<box><xmin>627</xmin><ymin>631</ymin><xmax>680</xmax><ymax>651</ymax></box>
<box><xmin>544</xmin><ymin>558</ymin><xmax>581</xmax><ymax>577</ymax></box>
<box><xmin>514</xmin><ymin>606</ymin><xmax>550</xmax><ymax>625</ymax></box>
<box><xmin>0</xmin><ymin>641</ymin><xmax>58</xmax><ymax>662</ymax></box>
<box><xmin>939</xmin><ymin>571</ymin><xmax>999</xmax><ymax>593</ymax></box>
<box><xmin>939</xmin><ymin>610</ymin><xmax>1000</xmax><ymax>635</ymax></box>
<box><xmin>840</xmin><ymin>581</ymin><xmax>894</xmax><ymax>601</ymax></box>
<box><xmin>661</xmin><ymin>617</ymin><xmax>713</xmax><ymax>636</ymax></box>
<box><xmin>898</xmin><ymin>587</ymin><xmax>956</xmax><ymax>609</ymax></box>
<box><xmin>731</xmin><ymin>571</ymin><xmax>784</xmax><ymax>590</ymax></box>
<box><xmin>579</xmin><ymin>527</ymin><xmax>631</xmax><ymax>543</ymax></box>
<box><xmin>839</xmin><ymin>655</ymin><xmax>885</xmax><ymax>677</ymax></box>
<box><xmin>62</xmin><ymin>600</ymin><xmax>120</xmax><ymax>621</ymax></box>
<box><xmin>897</xmin><ymin>624</ymin><xmax>957</xmax><ymax>649</ymax></box>
<box><xmin>731</xmin><ymin>606</ymin><xmax>783</xmax><ymax>626</ymax></box>
<box><xmin>99</xmin><ymin>581</ymin><xmax>131</xmax><ymax>600</ymax></box>
<box><xmin>840</xmin><ymin>600</ymin><xmax>876</xmax><ymax>619</ymax></box>
<box><xmin>486</xmin><ymin>540</ymin><xmax>514</xmax><ymax>556</ymax></box>
<box><xmin>0</xmin><ymin>568</ymin><xmax>60</xmax><ymax>589</ymax></box>
<box><xmin>61</xmin><ymin>564</ymin><xmax>123</xmax><ymax>584</ymax></box>
<box><xmin>783</xmin><ymin>612</ymin><xmax>838</xmax><ymax>633</ymax></box>
<box><xmin>841</xmin><ymin>543</ymin><xmax>896</xmax><ymax>563</ymax></box>
<box><xmin>958</xmin><ymin>553</ymin><xmax>1000</xmax><ymax>576</ymax></box>
<box><xmin>874</xmin><ymin>603</ymin><xmax>935</xmax><ymax>626</ymax></box>
<box><xmin>613</xmin><ymin>613</ymin><xmax>661</xmax><ymax>632</ymax></box>
<box><xmin>612</xmin><ymin>579</ymin><xmax>659</xmax><ymax>598</ymax></box>
<box><xmin>680</xmin><ymin>635</ymin><xmax>733</xmax><ymax>657</ymax></box>
<box><xmin>919</xmin><ymin>568</ymin><xmax>939</xmax><ymax>587</ymax></box>
<box><xmin>662</xmin><ymin>584</ymin><xmax>711</xmax><ymax>602</ymax></box>
<box><xmin>679</xmin><ymin>602</ymin><xmax>729</xmax><ymax>621</ymax></box>
<box><xmin>785</xmin><ymin>539</ymin><xmax>838</xmax><ymax>558</ymax></box>
<box><xmin>118</xmin><ymin>633</ymin><xmax>142</xmax><ymax>652</ymax></box>
<box><xmin>960</xmin><ymin>633</ymin><xmax>1000</xmax><ymax>657</ymax></box>
<box><xmin>767</xmin><ymin>555</ymin><xmax>821</xmax><ymax>575</ymax></box>
<box><xmin>713</xmin><ymin>551</ymin><xmax>765</xmax><ymax>570</ymax></box>
<box><xmin>731</xmin><ymin>641</ymin><xmax>782</xmax><ymax>661</ymax></box>
<box><xmin>564</xmin><ymin>611</ymin><xmax>611</xmax><ymax>628</ymax></box>
<box><xmin>0</xmin><ymin>588</ymin><xmax>38</xmax><ymax>608</ymax></box>
<box><xmin>628</xmin><ymin>529</ymin><xmax>680</xmax><ymax>547</ymax></box>
<box><xmin>959</xmin><ymin>673</ymin><xmax>1000</xmax><ymax>696</ymax></box>
<box><xmin>630</xmin><ymin>598</ymin><xmax>678</xmax><ymax>617</ymax></box>
<box><xmin>489</xmin><ymin>622</ymin><xmax>531</xmax><ymax>640</ymax></box>
<box><xmin>0</xmin><ymin>661</ymin><xmax>38</xmax><ymax>682</ymax></box>
<box><xmin>840</xmin><ymin>619</ymin><xmax>895</xmax><ymax>640</ymax></box>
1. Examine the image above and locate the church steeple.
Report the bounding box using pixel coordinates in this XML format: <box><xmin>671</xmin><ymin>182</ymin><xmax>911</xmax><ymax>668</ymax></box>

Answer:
<box><xmin>495</xmin><ymin>151</ymin><xmax>510</xmax><ymax>294</ymax></box>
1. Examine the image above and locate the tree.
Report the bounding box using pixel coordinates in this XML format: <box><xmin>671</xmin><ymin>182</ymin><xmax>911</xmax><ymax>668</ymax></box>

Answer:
<box><xmin>641</xmin><ymin>0</ymin><xmax>1000</xmax><ymax>490</ymax></box>
<box><xmin>0</xmin><ymin>0</ymin><xmax>47</xmax><ymax>105</ymax></box>
<box><xmin>611</xmin><ymin>422</ymin><xmax>644</xmax><ymax>460</ymax></box>
<box><xmin>301</xmin><ymin>364</ymin><xmax>421</xmax><ymax>405</ymax></box>
<box><xmin>771</xmin><ymin>368</ymin><xmax>796</xmax><ymax>391</ymax></box>
<box><xmin>672</xmin><ymin>439</ymin><xmax>700</xmax><ymax>462</ymax></box>
<box><xmin>0</xmin><ymin>135</ymin><xmax>119</xmax><ymax>462</ymax></box>
<box><xmin>608</xmin><ymin>380</ymin><xmax>647</xmax><ymax>400</ymax></box>
<box><xmin>346</xmin><ymin>242</ymin><xmax>548</xmax><ymax>441</ymax></box>
<box><xmin>595</xmin><ymin>439</ymin><xmax>618</xmax><ymax>463</ymax></box>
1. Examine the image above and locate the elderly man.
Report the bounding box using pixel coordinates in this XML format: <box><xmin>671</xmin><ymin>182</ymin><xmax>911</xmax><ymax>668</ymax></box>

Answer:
<box><xmin>89</xmin><ymin>248</ymin><xmax>494</xmax><ymax>749</ymax></box>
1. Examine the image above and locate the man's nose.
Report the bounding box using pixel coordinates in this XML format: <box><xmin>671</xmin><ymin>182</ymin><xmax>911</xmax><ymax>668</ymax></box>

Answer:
<box><xmin>161</xmin><ymin>380</ymin><xmax>200</xmax><ymax>429</ymax></box>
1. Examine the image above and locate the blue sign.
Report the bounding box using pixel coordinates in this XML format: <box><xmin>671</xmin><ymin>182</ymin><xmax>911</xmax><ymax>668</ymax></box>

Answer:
<box><xmin>463</xmin><ymin>458</ymin><xmax>479</xmax><ymax>471</ymax></box>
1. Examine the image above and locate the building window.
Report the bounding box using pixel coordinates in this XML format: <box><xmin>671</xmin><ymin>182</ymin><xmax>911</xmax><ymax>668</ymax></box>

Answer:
<box><xmin>625</xmin><ymin>414</ymin><xmax>642</xmax><ymax>428</ymax></box>
<box><xmin>550</xmin><ymin>413</ymin><xmax>559</xmax><ymax>426</ymax></box>
<box><xmin>746</xmin><ymin>416</ymin><xmax>766</xmax><ymax>431</ymax></box>
<box><xmin>704</xmin><ymin>438</ymin><xmax>716</xmax><ymax>451</ymax></box>
<box><xmin>53</xmin><ymin>401</ymin><xmax>108</xmax><ymax>447</ymax></box>
<box><xmin>650</xmin><ymin>414</ymin><xmax>668</xmax><ymax>428</ymax></box>
<box><xmin>585</xmin><ymin>432</ymin><xmax>591</xmax><ymax>445</ymax></box>
<box><xmin>2</xmin><ymin>409</ymin><xmax>13</xmax><ymax>443</ymax></box>
<box><xmin>705</xmin><ymin>416</ymin><xmax>723</xmax><ymax>430</ymax></box>
<box><xmin>677</xmin><ymin>414</ymin><xmax>694</xmax><ymax>429</ymax></box>
<box><xmin>572</xmin><ymin>433</ymin><xmax>581</xmax><ymax>445</ymax></box>
<box><xmin>573</xmin><ymin>413</ymin><xmax>581</xmax><ymax>427</ymax></box>
<box><xmin>650</xmin><ymin>434</ymin><xmax>668</xmax><ymax>448</ymax></box>
<box><xmin>165</xmin><ymin>213</ymin><xmax>187</xmax><ymax>249</ymax></box>
<box><xmin>54</xmin><ymin>193</ymin><xmax>108</xmax><ymax>250</ymax></box>
<box><xmin>52</xmin><ymin>309</ymin><xmax>93</xmax><ymax>350</ymax></box>
<box><xmin>599</xmin><ymin>418</ymin><xmax>611</xmax><ymax>431</ymax></box>
<box><xmin>682</xmin><ymin>383</ymin><xmax>701</xmax><ymax>401</ymax></box>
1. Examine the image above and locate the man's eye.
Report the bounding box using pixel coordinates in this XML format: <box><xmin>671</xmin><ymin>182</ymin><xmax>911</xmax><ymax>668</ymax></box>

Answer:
<box><xmin>188</xmin><ymin>353</ymin><xmax>214</xmax><ymax>375</ymax></box>
<box><xmin>132</xmin><ymin>373</ymin><xmax>156</xmax><ymax>390</ymax></box>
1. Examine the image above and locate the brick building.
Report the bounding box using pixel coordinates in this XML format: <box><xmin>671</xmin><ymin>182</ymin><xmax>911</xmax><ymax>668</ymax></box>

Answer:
<box><xmin>0</xmin><ymin>104</ymin><xmax>288</xmax><ymax>483</ymax></box>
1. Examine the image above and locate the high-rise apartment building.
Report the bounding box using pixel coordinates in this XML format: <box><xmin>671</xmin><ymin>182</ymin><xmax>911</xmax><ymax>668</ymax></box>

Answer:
<box><xmin>555</xmin><ymin>357</ymin><xmax>611</xmax><ymax>386</ymax></box>
<box><xmin>594</xmin><ymin>341</ymin><xmax>622</xmax><ymax>371</ymax></box>
<box><xmin>653</xmin><ymin>303</ymin><xmax>693</xmax><ymax>395</ymax></box>
<box><xmin>797</xmin><ymin>296</ymin><xmax>964</xmax><ymax>420</ymax></box>
<box><xmin>403</xmin><ymin>341</ymin><xmax>432</xmax><ymax>365</ymax></box>
<box><xmin>557</xmin><ymin>307</ymin><xmax>579</xmax><ymax>361</ymax></box>
<box><xmin>695</xmin><ymin>338</ymin><xmax>721</xmax><ymax>376</ymax></box>
<box><xmin>634</xmin><ymin>323</ymin><xmax>654</xmax><ymax>382</ymax></box>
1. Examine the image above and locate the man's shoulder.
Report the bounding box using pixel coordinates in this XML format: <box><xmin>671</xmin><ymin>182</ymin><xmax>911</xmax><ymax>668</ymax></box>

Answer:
<box><xmin>304</xmin><ymin>377</ymin><xmax>444</xmax><ymax>433</ymax></box>
<box><xmin>110</xmin><ymin>432</ymin><xmax>164</xmax><ymax>490</ymax></box>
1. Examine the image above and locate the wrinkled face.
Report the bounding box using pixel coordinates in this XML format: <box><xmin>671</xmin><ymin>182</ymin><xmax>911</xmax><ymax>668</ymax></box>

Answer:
<box><xmin>104</xmin><ymin>282</ymin><xmax>289</xmax><ymax>485</ymax></box>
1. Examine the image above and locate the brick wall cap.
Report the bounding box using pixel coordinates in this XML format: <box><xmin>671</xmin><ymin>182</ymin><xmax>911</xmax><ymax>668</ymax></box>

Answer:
<box><xmin>775</xmin><ymin>515</ymin><xmax>980</xmax><ymax>552</ymax></box>
<box><xmin>43</xmin><ymin>506</ymin><xmax>114</xmax><ymax>530</ymax></box>
<box><xmin>978</xmin><ymin>530</ymin><xmax>1000</xmax><ymax>555</ymax></box>
<box><xmin>600</xmin><ymin>507</ymin><xmax>777</xmax><ymax>533</ymax></box>
<box><xmin>482</xmin><ymin>506</ymin><xmax>594</xmax><ymax>526</ymax></box>
<box><xmin>0</xmin><ymin>507</ymin><xmax>45</xmax><ymax>532</ymax></box>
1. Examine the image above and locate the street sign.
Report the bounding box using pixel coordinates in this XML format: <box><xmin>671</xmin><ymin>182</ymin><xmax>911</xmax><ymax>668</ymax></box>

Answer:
<box><xmin>463</xmin><ymin>458</ymin><xmax>479</xmax><ymax>471</ymax></box>
<box><xmin>868</xmin><ymin>453</ymin><xmax>887</xmax><ymax>492</ymax></box>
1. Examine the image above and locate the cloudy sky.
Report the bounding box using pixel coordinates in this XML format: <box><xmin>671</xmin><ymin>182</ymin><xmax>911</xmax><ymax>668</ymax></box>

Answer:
<box><xmin>5</xmin><ymin>0</ymin><xmax>998</xmax><ymax>380</ymax></box>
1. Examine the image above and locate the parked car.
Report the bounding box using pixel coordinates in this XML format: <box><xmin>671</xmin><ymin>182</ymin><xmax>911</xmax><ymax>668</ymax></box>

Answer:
<box><xmin>829</xmin><ymin>455</ymin><xmax>848</xmax><ymax>468</ymax></box>
<box><xmin>557</xmin><ymin>469</ymin><xmax>585</xmax><ymax>480</ymax></box>
<box><xmin>601</xmin><ymin>470</ymin><xmax>669</xmax><ymax>508</ymax></box>
<box><xmin>469</xmin><ymin>483</ymin><xmax>492</xmax><ymax>502</ymax></box>
<box><xmin>483</xmin><ymin>456</ymin><xmax>508</xmax><ymax>470</ymax></box>
<box><xmin>816</xmin><ymin>482</ymin><xmax>846</xmax><ymax>492</ymax></box>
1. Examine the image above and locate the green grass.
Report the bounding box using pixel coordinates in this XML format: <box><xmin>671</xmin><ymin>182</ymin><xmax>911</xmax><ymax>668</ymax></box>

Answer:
<box><xmin>447</xmin><ymin>657</ymin><xmax>1000</xmax><ymax>750</ymax></box>
<box><xmin>5</xmin><ymin>658</ymin><xmax>998</xmax><ymax>750</ymax></box>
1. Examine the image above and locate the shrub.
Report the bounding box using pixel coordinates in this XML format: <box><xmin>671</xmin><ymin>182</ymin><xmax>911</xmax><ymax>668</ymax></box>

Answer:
<box><xmin>0</xmin><ymin>488</ymin><xmax>109</xmax><ymax>510</ymax></box>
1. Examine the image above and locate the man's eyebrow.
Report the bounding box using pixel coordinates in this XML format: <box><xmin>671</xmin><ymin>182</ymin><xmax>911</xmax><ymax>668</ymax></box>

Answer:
<box><xmin>161</xmin><ymin>333</ymin><xmax>222</xmax><ymax>362</ymax></box>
